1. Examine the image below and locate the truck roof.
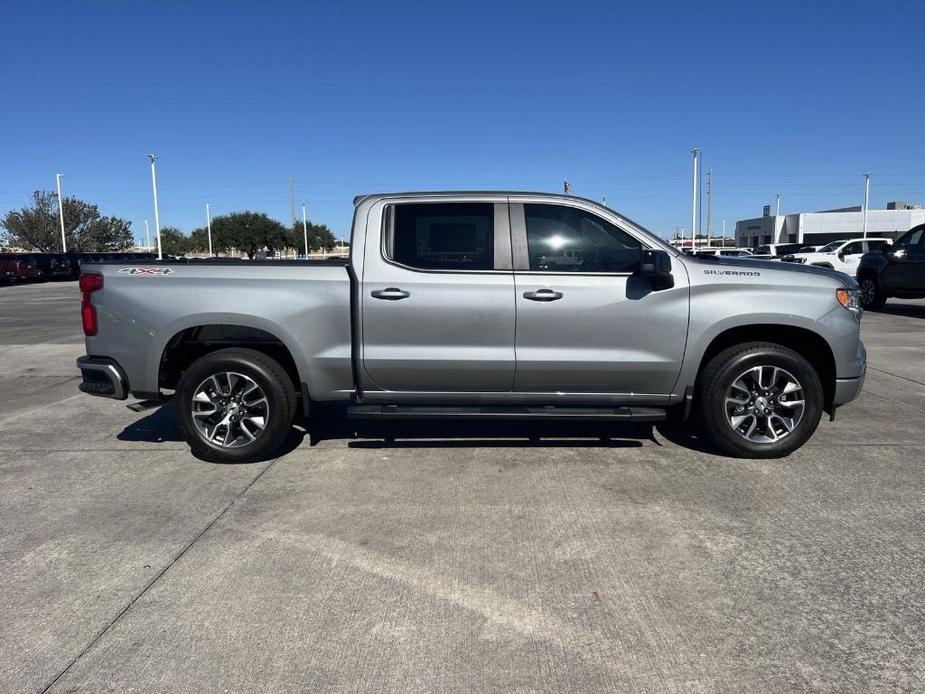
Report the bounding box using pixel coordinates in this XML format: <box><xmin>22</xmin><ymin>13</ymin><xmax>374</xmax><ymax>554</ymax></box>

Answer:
<box><xmin>353</xmin><ymin>191</ymin><xmax>675</xmax><ymax>254</ymax></box>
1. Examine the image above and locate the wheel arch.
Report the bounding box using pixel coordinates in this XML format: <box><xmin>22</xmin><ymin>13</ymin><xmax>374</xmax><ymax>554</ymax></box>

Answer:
<box><xmin>153</xmin><ymin>317</ymin><xmax>310</xmax><ymax>411</ymax></box>
<box><xmin>694</xmin><ymin>324</ymin><xmax>836</xmax><ymax>406</ymax></box>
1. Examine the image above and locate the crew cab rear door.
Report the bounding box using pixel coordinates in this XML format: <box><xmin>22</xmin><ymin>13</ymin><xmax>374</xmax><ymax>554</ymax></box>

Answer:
<box><xmin>509</xmin><ymin>199</ymin><xmax>688</xmax><ymax>398</ymax></box>
<box><xmin>358</xmin><ymin>197</ymin><xmax>516</xmax><ymax>393</ymax></box>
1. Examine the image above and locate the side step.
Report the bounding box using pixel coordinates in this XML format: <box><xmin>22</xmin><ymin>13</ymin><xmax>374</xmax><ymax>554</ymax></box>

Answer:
<box><xmin>347</xmin><ymin>404</ymin><xmax>666</xmax><ymax>423</ymax></box>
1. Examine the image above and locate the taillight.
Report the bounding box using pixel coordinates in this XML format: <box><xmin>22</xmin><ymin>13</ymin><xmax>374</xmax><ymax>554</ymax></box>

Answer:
<box><xmin>80</xmin><ymin>272</ymin><xmax>103</xmax><ymax>336</ymax></box>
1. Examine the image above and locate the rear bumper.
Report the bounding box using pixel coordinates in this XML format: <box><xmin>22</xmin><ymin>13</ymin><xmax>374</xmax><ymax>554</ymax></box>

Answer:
<box><xmin>76</xmin><ymin>356</ymin><xmax>128</xmax><ymax>400</ymax></box>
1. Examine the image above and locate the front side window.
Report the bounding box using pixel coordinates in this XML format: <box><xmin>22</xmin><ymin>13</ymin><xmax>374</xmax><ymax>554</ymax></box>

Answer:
<box><xmin>387</xmin><ymin>203</ymin><xmax>494</xmax><ymax>271</ymax></box>
<box><xmin>896</xmin><ymin>226</ymin><xmax>925</xmax><ymax>248</ymax></box>
<box><xmin>818</xmin><ymin>241</ymin><xmax>843</xmax><ymax>253</ymax></box>
<box><xmin>523</xmin><ymin>204</ymin><xmax>641</xmax><ymax>272</ymax></box>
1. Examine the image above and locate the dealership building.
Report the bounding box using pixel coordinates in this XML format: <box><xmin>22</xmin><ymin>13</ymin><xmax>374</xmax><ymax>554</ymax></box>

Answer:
<box><xmin>735</xmin><ymin>201</ymin><xmax>925</xmax><ymax>249</ymax></box>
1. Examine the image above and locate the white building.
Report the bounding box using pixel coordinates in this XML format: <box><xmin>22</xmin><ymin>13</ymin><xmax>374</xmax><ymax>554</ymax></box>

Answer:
<box><xmin>735</xmin><ymin>202</ymin><xmax>925</xmax><ymax>249</ymax></box>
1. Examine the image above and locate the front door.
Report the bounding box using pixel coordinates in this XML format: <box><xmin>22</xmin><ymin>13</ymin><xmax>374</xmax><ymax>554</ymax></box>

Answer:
<box><xmin>837</xmin><ymin>240</ymin><xmax>866</xmax><ymax>275</ymax></box>
<box><xmin>510</xmin><ymin>201</ymin><xmax>688</xmax><ymax>397</ymax></box>
<box><xmin>882</xmin><ymin>225</ymin><xmax>925</xmax><ymax>294</ymax></box>
<box><xmin>360</xmin><ymin>199</ymin><xmax>516</xmax><ymax>393</ymax></box>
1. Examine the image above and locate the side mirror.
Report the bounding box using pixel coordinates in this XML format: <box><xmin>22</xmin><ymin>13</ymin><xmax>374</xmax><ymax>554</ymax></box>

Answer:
<box><xmin>639</xmin><ymin>249</ymin><xmax>674</xmax><ymax>290</ymax></box>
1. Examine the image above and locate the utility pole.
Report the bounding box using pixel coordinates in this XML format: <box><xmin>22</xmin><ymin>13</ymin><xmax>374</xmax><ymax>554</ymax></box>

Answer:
<box><xmin>147</xmin><ymin>154</ymin><xmax>162</xmax><ymax>260</ymax></box>
<box><xmin>206</xmin><ymin>203</ymin><xmax>213</xmax><ymax>256</ymax></box>
<box><xmin>301</xmin><ymin>201</ymin><xmax>309</xmax><ymax>258</ymax></box>
<box><xmin>706</xmin><ymin>168</ymin><xmax>712</xmax><ymax>247</ymax></box>
<box><xmin>690</xmin><ymin>148</ymin><xmax>700</xmax><ymax>249</ymax></box>
<box><xmin>144</xmin><ymin>219</ymin><xmax>150</xmax><ymax>250</ymax></box>
<box><xmin>289</xmin><ymin>177</ymin><xmax>296</xmax><ymax>226</ymax></box>
<box><xmin>862</xmin><ymin>172</ymin><xmax>871</xmax><ymax>238</ymax></box>
<box><xmin>55</xmin><ymin>173</ymin><xmax>67</xmax><ymax>252</ymax></box>
<box><xmin>602</xmin><ymin>195</ymin><xmax>607</xmax><ymax>207</ymax></box>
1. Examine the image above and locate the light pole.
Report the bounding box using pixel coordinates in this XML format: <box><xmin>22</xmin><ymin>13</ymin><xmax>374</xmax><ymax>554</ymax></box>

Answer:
<box><xmin>55</xmin><ymin>173</ymin><xmax>67</xmax><ymax>252</ymax></box>
<box><xmin>144</xmin><ymin>219</ymin><xmax>150</xmax><ymax>250</ymax></box>
<box><xmin>147</xmin><ymin>154</ymin><xmax>163</xmax><ymax>260</ymax></box>
<box><xmin>862</xmin><ymin>172</ymin><xmax>871</xmax><ymax>238</ymax></box>
<box><xmin>206</xmin><ymin>203</ymin><xmax>213</xmax><ymax>256</ymax></box>
<box><xmin>690</xmin><ymin>148</ymin><xmax>700</xmax><ymax>248</ymax></box>
<box><xmin>301</xmin><ymin>201</ymin><xmax>309</xmax><ymax>258</ymax></box>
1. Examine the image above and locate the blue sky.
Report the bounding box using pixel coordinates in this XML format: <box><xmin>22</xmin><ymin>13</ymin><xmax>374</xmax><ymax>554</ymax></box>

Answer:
<box><xmin>2</xmin><ymin>1</ymin><xmax>924</xmax><ymax>244</ymax></box>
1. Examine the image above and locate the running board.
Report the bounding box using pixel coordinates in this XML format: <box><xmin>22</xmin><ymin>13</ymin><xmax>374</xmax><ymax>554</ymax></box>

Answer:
<box><xmin>347</xmin><ymin>404</ymin><xmax>666</xmax><ymax>423</ymax></box>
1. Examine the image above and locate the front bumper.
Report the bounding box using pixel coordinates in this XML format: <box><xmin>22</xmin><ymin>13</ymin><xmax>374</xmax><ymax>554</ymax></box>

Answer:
<box><xmin>77</xmin><ymin>356</ymin><xmax>128</xmax><ymax>400</ymax></box>
<box><xmin>833</xmin><ymin>361</ymin><xmax>866</xmax><ymax>406</ymax></box>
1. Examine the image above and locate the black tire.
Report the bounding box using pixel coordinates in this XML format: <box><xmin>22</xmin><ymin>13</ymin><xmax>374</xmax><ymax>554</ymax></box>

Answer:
<box><xmin>858</xmin><ymin>272</ymin><xmax>887</xmax><ymax>310</ymax></box>
<box><xmin>175</xmin><ymin>348</ymin><xmax>297</xmax><ymax>463</ymax></box>
<box><xmin>696</xmin><ymin>342</ymin><xmax>823</xmax><ymax>459</ymax></box>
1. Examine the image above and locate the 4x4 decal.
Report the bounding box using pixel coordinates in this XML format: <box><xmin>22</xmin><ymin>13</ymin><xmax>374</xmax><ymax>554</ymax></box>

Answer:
<box><xmin>118</xmin><ymin>267</ymin><xmax>174</xmax><ymax>275</ymax></box>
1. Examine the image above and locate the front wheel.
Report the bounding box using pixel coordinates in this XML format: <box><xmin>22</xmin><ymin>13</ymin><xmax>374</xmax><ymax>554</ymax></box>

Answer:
<box><xmin>175</xmin><ymin>348</ymin><xmax>297</xmax><ymax>463</ymax></box>
<box><xmin>858</xmin><ymin>273</ymin><xmax>887</xmax><ymax>310</ymax></box>
<box><xmin>697</xmin><ymin>342</ymin><xmax>823</xmax><ymax>458</ymax></box>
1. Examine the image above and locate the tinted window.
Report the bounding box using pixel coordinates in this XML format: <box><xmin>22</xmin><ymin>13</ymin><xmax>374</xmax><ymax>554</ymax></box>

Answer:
<box><xmin>843</xmin><ymin>241</ymin><xmax>864</xmax><ymax>255</ymax></box>
<box><xmin>867</xmin><ymin>240</ymin><xmax>890</xmax><ymax>251</ymax></box>
<box><xmin>897</xmin><ymin>226</ymin><xmax>925</xmax><ymax>248</ymax></box>
<box><xmin>523</xmin><ymin>204</ymin><xmax>641</xmax><ymax>272</ymax></box>
<box><xmin>755</xmin><ymin>245</ymin><xmax>770</xmax><ymax>255</ymax></box>
<box><xmin>389</xmin><ymin>203</ymin><xmax>493</xmax><ymax>271</ymax></box>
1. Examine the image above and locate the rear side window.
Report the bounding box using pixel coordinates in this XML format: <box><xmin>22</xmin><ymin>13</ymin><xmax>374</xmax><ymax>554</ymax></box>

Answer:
<box><xmin>523</xmin><ymin>204</ymin><xmax>641</xmax><ymax>272</ymax></box>
<box><xmin>386</xmin><ymin>203</ymin><xmax>494</xmax><ymax>271</ymax></box>
<box><xmin>867</xmin><ymin>240</ymin><xmax>890</xmax><ymax>251</ymax></box>
<box><xmin>843</xmin><ymin>241</ymin><xmax>864</xmax><ymax>255</ymax></box>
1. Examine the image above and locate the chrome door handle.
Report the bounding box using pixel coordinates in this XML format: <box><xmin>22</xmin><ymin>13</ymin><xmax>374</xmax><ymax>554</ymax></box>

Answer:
<box><xmin>371</xmin><ymin>287</ymin><xmax>410</xmax><ymax>300</ymax></box>
<box><xmin>523</xmin><ymin>289</ymin><xmax>563</xmax><ymax>302</ymax></box>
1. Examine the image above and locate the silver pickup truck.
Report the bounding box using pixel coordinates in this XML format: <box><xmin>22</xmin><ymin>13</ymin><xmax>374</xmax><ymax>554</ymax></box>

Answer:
<box><xmin>76</xmin><ymin>191</ymin><xmax>866</xmax><ymax>462</ymax></box>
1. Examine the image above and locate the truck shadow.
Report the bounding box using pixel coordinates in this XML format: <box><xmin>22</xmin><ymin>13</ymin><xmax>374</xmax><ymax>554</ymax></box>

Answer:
<box><xmin>118</xmin><ymin>403</ymin><xmax>718</xmax><ymax>457</ymax></box>
<box><xmin>876</xmin><ymin>303</ymin><xmax>925</xmax><ymax>320</ymax></box>
<box><xmin>310</xmin><ymin>405</ymin><xmax>651</xmax><ymax>450</ymax></box>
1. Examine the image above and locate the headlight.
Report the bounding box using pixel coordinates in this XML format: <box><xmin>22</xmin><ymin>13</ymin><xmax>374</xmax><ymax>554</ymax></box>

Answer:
<box><xmin>836</xmin><ymin>287</ymin><xmax>861</xmax><ymax>313</ymax></box>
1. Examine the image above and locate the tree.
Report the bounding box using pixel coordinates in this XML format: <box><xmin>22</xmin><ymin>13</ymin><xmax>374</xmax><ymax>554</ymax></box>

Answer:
<box><xmin>212</xmin><ymin>211</ymin><xmax>288</xmax><ymax>258</ymax></box>
<box><xmin>1</xmin><ymin>191</ymin><xmax>60</xmax><ymax>251</ymax></box>
<box><xmin>158</xmin><ymin>226</ymin><xmax>189</xmax><ymax>256</ymax></box>
<box><xmin>1</xmin><ymin>189</ymin><xmax>133</xmax><ymax>252</ymax></box>
<box><xmin>187</xmin><ymin>227</ymin><xmax>211</xmax><ymax>255</ymax></box>
<box><xmin>288</xmin><ymin>220</ymin><xmax>338</xmax><ymax>254</ymax></box>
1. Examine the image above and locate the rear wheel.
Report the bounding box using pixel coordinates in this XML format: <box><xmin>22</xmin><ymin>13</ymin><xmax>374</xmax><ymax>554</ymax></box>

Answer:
<box><xmin>175</xmin><ymin>348</ymin><xmax>297</xmax><ymax>463</ymax></box>
<box><xmin>858</xmin><ymin>273</ymin><xmax>886</xmax><ymax>310</ymax></box>
<box><xmin>697</xmin><ymin>342</ymin><xmax>823</xmax><ymax>458</ymax></box>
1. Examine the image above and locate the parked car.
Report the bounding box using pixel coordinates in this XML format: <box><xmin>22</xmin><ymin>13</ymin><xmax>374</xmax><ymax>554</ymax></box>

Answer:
<box><xmin>76</xmin><ymin>191</ymin><xmax>866</xmax><ymax>462</ymax></box>
<box><xmin>856</xmin><ymin>224</ymin><xmax>925</xmax><ymax>310</ymax></box>
<box><xmin>694</xmin><ymin>248</ymin><xmax>754</xmax><ymax>257</ymax></box>
<box><xmin>750</xmin><ymin>243</ymin><xmax>805</xmax><ymax>259</ymax></box>
<box><xmin>0</xmin><ymin>253</ymin><xmax>41</xmax><ymax>282</ymax></box>
<box><xmin>0</xmin><ymin>255</ymin><xmax>22</xmax><ymax>284</ymax></box>
<box><xmin>31</xmin><ymin>253</ymin><xmax>72</xmax><ymax>280</ymax></box>
<box><xmin>781</xmin><ymin>238</ymin><xmax>892</xmax><ymax>276</ymax></box>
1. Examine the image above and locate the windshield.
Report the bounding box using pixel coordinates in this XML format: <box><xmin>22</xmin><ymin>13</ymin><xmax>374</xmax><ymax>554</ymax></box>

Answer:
<box><xmin>817</xmin><ymin>241</ymin><xmax>843</xmax><ymax>253</ymax></box>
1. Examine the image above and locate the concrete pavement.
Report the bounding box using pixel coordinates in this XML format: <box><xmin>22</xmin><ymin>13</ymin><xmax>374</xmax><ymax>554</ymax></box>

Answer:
<box><xmin>1</xmin><ymin>281</ymin><xmax>923</xmax><ymax>692</ymax></box>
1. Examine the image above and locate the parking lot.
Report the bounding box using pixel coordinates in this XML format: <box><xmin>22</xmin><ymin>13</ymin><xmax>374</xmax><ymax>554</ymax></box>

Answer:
<box><xmin>1</xmin><ymin>280</ymin><xmax>923</xmax><ymax>692</ymax></box>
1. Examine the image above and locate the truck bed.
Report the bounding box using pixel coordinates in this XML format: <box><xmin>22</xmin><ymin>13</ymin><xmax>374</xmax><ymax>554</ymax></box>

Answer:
<box><xmin>81</xmin><ymin>259</ymin><xmax>355</xmax><ymax>401</ymax></box>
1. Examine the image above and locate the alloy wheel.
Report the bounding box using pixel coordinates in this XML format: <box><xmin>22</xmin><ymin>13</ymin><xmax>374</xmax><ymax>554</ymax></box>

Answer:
<box><xmin>191</xmin><ymin>371</ymin><xmax>269</xmax><ymax>448</ymax></box>
<box><xmin>724</xmin><ymin>365</ymin><xmax>805</xmax><ymax>444</ymax></box>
